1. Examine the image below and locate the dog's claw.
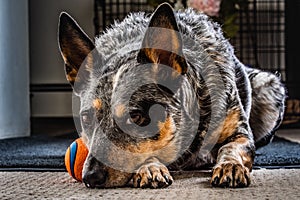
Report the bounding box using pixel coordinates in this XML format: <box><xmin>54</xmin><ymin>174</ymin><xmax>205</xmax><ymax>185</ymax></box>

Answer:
<box><xmin>136</xmin><ymin>177</ymin><xmax>141</xmax><ymax>188</ymax></box>
<box><xmin>211</xmin><ymin>162</ymin><xmax>250</xmax><ymax>188</ymax></box>
<box><xmin>133</xmin><ymin>162</ymin><xmax>173</xmax><ymax>189</ymax></box>
<box><xmin>211</xmin><ymin>176</ymin><xmax>220</xmax><ymax>186</ymax></box>
<box><xmin>219</xmin><ymin>177</ymin><xmax>231</xmax><ymax>188</ymax></box>
<box><xmin>164</xmin><ymin>175</ymin><xmax>173</xmax><ymax>185</ymax></box>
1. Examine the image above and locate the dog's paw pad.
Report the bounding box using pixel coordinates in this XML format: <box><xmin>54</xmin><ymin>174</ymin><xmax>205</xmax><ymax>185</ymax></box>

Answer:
<box><xmin>133</xmin><ymin>162</ymin><xmax>173</xmax><ymax>189</ymax></box>
<box><xmin>211</xmin><ymin>162</ymin><xmax>250</xmax><ymax>188</ymax></box>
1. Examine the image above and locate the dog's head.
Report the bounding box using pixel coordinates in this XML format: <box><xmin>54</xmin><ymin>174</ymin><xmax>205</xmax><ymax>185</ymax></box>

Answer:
<box><xmin>58</xmin><ymin>3</ymin><xmax>197</xmax><ymax>188</ymax></box>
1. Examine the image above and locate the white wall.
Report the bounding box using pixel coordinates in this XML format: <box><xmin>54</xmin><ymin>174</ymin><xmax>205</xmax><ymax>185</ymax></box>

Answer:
<box><xmin>29</xmin><ymin>0</ymin><xmax>94</xmax><ymax>117</ymax></box>
<box><xmin>0</xmin><ymin>0</ymin><xmax>30</xmax><ymax>139</ymax></box>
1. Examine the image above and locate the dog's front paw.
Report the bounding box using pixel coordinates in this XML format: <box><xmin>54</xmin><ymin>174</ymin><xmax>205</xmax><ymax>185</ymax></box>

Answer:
<box><xmin>133</xmin><ymin>162</ymin><xmax>173</xmax><ymax>189</ymax></box>
<box><xmin>211</xmin><ymin>162</ymin><xmax>250</xmax><ymax>188</ymax></box>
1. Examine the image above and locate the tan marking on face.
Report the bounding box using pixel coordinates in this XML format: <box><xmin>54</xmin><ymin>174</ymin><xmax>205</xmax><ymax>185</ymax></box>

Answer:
<box><xmin>157</xmin><ymin>116</ymin><xmax>176</xmax><ymax>143</ymax></box>
<box><xmin>114</xmin><ymin>104</ymin><xmax>126</xmax><ymax>118</ymax></box>
<box><xmin>104</xmin><ymin>117</ymin><xmax>178</xmax><ymax>173</ymax></box>
<box><xmin>93</xmin><ymin>98</ymin><xmax>102</xmax><ymax>110</ymax></box>
<box><xmin>127</xmin><ymin>116</ymin><xmax>176</xmax><ymax>153</ymax></box>
<box><xmin>217</xmin><ymin>109</ymin><xmax>241</xmax><ymax>144</ymax></box>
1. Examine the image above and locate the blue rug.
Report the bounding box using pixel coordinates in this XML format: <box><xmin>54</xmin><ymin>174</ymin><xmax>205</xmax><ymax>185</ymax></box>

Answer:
<box><xmin>0</xmin><ymin>134</ymin><xmax>299</xmax><ymax>170</ymax></box>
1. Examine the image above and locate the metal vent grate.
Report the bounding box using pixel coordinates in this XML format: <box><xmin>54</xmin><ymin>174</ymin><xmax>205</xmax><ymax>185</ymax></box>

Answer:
<box><xmin>94</xmin><ymin>0</ymin><xmax>286</xmax><ymax>80</ymax></box>
<box><xmin>94</xmin><ymin>0</ymin><xmax>153</xmax><ymax>35</ymax></box>
<box><xmin>231</xmin><ymin>0</ymin><xmax>285</xmax><ymax>80</ymax></box>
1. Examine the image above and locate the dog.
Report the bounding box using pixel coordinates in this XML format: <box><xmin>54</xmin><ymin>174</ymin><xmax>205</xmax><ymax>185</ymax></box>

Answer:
<box><xmin>58</xmin><ymin>3</ymin><xmax>286</xmax><ymax>188</ymax></box>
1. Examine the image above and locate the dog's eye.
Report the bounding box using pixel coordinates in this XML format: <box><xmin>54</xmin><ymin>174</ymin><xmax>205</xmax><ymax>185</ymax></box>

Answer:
<box><xmin>81</xmin><ymin>110</ymin><xmax>94</xmax><ymax>129</ymax></box>
<box><xmin>131</xmin><ymin>112</ymin><xmax>143</xmax><ymax>125</ymax></box>
<box><xmin>127</xmin><ymin>111</ymin><xmax>150</xmax><ymax>127</ymax></box>
<box><xmin>82</xmin><ymin>114</ymin><xmax>89</xmax><ymax>123</ymax></box>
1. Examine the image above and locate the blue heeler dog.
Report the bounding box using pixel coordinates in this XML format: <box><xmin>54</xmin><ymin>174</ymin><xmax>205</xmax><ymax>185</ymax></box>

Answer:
<box><xmin>58</xmin><ymin>3</ymin><xmax>286</xmax><ymax>188</ymax></box>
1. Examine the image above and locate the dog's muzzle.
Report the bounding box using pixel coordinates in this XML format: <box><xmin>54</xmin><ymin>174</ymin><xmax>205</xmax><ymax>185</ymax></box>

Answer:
<box><xmin>82</xmin><ymin>156</ymin><xmax>107</xmax><ymax>188</ymax></box>
<box><xmin>82</xmin><ymin>169</ymin><xmax>107</xmax><ymax>189</ymax></box>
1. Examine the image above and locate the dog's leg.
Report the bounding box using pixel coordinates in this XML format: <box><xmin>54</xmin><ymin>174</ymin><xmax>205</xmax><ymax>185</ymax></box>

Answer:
<box><xmin>211</xmin><ymin>134</ymin><xmax>254</xmax><ymax>188</ymax></box>
<box><xmin>209</xmin><ymin>91</ymin><xmax>255</xmax><ymax>188</ymax></box>
<box><xmin>132</xmin><ymin>157</ymin><xmax>173</xmax><ymax>188</ymax></box>
<box><xmin>210</xmin><ymin>69</ymin><xmax>286</xmax><ymax>187</ymax></box>
<box><xmin>247</xmin><ymin>68</ymin><xmax>286</xmax><ymax>148</ymax></box>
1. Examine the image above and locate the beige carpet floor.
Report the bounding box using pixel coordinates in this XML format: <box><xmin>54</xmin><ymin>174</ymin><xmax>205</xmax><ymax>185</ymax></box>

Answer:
<box><xmin>1</xmin><ymin>169</ymin><xmax>300</xmax><ymax>200</ymax></box>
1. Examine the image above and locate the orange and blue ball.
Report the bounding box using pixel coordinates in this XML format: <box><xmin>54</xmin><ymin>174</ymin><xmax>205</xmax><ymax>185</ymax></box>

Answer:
<box><xmin>65</xmin><ymin>137</ymin><xmax>88</xmax><ymax>182</ymax></box>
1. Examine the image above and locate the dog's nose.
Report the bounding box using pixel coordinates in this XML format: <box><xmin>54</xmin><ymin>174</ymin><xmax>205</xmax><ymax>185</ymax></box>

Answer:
<box><xmin>82</xmin><ymin>170</ymin><xmax>107</xmax><ymax>189</ymax></box>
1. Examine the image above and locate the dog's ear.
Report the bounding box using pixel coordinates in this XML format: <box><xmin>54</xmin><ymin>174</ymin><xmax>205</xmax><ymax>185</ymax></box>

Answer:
<box><xmin>137</xmin><ymin>3</ymin><xmax>188</xmax><ymax>74</ymax></box>
<box><xmin>58</xmin><ymin>12</ymin><xmax>95</xmax><ymax>94</ymax></box>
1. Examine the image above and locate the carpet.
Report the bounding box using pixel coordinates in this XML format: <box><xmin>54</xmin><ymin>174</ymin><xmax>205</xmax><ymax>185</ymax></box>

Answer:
<box><xmin>0</xmin><ymin>133</ymin><xmax>300</xmax><ymax>170</ymax></box>
<box><xmin>1</xmin><ymin>169</ymin><xmax>300</xmax><ymax>199</ymax></box>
